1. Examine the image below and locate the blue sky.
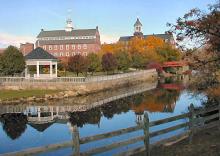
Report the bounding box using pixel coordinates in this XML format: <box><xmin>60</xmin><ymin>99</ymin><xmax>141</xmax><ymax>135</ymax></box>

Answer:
<box><xmin>0</xmin><ymin>0</ymin><xmax>217</xmax><ymax>48</ymax></box>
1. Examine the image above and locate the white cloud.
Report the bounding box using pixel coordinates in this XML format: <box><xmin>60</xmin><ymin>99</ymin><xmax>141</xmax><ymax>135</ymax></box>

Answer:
<box><xmin>0</xmin><ymin>33</ymin><xmax>35</xmax><ymax>48</ymax></box>
<box><xmin>100</xmin><ymin>34</ymin><xmax>119</xmax><ymax>44</ymax></box>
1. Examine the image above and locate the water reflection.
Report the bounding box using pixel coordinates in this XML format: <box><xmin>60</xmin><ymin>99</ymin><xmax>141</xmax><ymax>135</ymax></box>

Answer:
<box><xmin>0</xmin><ymin>76</ymin><xmax>205</xmax><ymax>155</ymax></box>
<box><xmin>0</xmin><ymin>81</ymin><xmax>185</xmax><ymax>140</ymax></box>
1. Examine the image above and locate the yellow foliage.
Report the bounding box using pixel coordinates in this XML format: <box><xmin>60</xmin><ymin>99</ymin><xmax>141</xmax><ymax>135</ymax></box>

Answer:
<box><xmin>100</xmin><ymin>36</ymin><xmax>181</xmax><ymax>63</ymax></box>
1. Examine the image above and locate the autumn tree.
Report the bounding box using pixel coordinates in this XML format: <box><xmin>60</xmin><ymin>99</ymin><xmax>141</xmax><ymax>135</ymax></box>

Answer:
<box><xmin>131</xmin><ymin>52</ymin><xmax>146</xmax><ymax>69</ymax></box>
<box><xmin>102</xmin><ymin>53</ymin><xmax>118</xmax><ymax>74</ymax></box>
<box><xmin>168</xmin><ymin>1</ymin><xmax>220</xmax><ymax>88</ymax></box>
<box><xmin>114</xmin><ymin>50</ymin><xmax>131</xmax><ymax>71</ymax></box>
<box><xmin>1</xmin><ymin>46</ymin><xmax>25</xmax><ymax>76</ymax></box>
<box><xmin>156</xmin><ymin>44</ymin><xmax>182</xmax><ymax>62</ymax></box>
<box><xmin>87</xmin><ymin>53</ymin><xmax>101</xmax><ymax>75</ymax></box>
<box><xmin>68</xmin><ymin>55</ymin><xmax>89</xmax><ymax>76</ymax></box>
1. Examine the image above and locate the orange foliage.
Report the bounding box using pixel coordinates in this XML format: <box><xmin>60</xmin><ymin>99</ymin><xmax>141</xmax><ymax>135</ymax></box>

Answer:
<box><xmin>100</xmin><ymin>36</ymin><xmax>179</xmax><ymax>63</ymax></box>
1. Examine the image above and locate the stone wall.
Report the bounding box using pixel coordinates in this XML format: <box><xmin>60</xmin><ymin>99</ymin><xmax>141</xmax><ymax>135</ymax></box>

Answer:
<box><xmin>0</xmin><ymin>70</ymin><xmax>158</xmax><ymax>95</ymax></box>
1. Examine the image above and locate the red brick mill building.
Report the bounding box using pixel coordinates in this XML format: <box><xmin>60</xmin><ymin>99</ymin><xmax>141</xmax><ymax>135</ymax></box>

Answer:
<box><xmin>20</xmin><ymin>18</ymin><xmax>101</xmax><ymax>63</ymax></box>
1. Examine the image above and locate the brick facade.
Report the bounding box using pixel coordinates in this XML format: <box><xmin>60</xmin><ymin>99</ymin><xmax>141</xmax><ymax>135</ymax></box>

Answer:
<box><xmin>20</xmin><ymin>43</ymin><xmax>34</xmax><ymax>56</ymax></box>
<box><xmin>35</xmin><ymin>19</ymin><xmax>101</xmax><ymax>62</ymax></box>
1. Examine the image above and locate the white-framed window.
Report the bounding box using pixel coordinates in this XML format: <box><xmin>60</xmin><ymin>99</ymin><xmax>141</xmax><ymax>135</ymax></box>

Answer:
<box><xmin>66</xmin><ymin>52</ymin><xmax>69</xmax><ymax>56</ymax></box>
<box><xmin>72</xmin><ymin>44</ymin><xmax>75</xmax><ymax>49</ymax></box>
<box><xmin>54</xmin><ymin>45</ymin><xmax>57</xmax><ymax>50</ymax></box>
<box><xmin>83</xmin><ymin>44</ymin><xmax>87</xmax><ymax>49</ymax></box>
<box><xmin>83</xmin><ymin>52</ymin><xmax>88</xmax><ymax>56</ymax></box>
<box><xmin>60</xmin><ymin>45</ymin><xmax>63</xmax><ymax>50</ymax></box>
<box><xmin>78</xmin><ymin>44</ymin><xmax>81</xmax><ymax>49</ymax></box>
<box><xmin>76</xmin><ymin>52</ymin><xmax>81</xmax><ymax>55</ymax></box>
<box><xmin>43</xmin><ymin>45</ymin><xmax>46</xmax><ymax>50</ymax></box>
<box><xmin>72</xmin><ymin>52</ymin><xmax>75</xmax><ymax>56</ymax></box>
<box><xmin>49</xmin><ymin>45</ymin><xmax>52</xmax><ymax>50</ymax></box>
<box><xmin>60</xmin><ymin>52</ymin><xmax>63</xmax><ymax>57</ymax></box>
<box><xmin>66</xmin><ymin>44</ymin><xmax>69</xmax><ymax>50</ymax></box>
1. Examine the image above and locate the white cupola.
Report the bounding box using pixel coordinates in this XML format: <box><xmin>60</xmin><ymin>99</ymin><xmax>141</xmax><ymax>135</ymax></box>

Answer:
<box><xmin>65</xmin><ymin>18</ymin><xmax>73</xmax><ymax>32</ymax></box>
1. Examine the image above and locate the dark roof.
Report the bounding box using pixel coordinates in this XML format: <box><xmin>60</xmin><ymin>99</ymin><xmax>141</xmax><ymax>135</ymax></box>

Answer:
<box><xmin>134</xmin><ymin>18</ymin><xmax>142</xmax><ymax>26</ymax></box>
<box><xmin>29</xmin><ymin>122</ymin><xmax>54</xmax><ymax>132</ymax></box>
<box><xmin>25</xmin><ymin>47</ymin><xmax>57</xmax><ymax>60</ymax></box>
<box><xmin>119</xmin><ymin>34</ymin><xmax>173</xmax><ymax>42</ymax></box>
<box><xmin>38</xmin><ymin>39</ymin><xmax>97</xmax><ymax>45</ymax></box>
<box><xmin>37</xmin><ymin>29</ymin><xmax>97</xmax><ymax>38</ymax></box>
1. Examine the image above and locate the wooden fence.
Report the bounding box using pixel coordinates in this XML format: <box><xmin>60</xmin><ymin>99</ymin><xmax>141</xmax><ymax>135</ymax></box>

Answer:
<box><xmin>1</xmin><ymin>103</ymin><xmax>220</xmax><ymax>156</ymax></box>
<box><xmin>0</xmin><ymin>69</ymin><xmax>156</xmax><ymax>84</ymax></box>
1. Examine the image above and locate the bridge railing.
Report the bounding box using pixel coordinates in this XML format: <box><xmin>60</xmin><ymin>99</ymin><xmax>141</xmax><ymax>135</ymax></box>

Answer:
<box><xmin>2</xmin><ymin>103</ymin><xmax>220</xmax><ymax>156</ymax></box>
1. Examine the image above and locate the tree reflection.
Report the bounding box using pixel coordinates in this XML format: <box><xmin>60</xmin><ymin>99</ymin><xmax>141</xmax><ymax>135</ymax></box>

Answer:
<box><xmin>0</xmin><ymin>113</ymin><xmax>27</xmax><ymax>140</ymax></box>
<box><xmin>69</xmin><ymin>108</ymin><xmax>102</xmax><ymax>127</ymax></box>
<box><xmin>101</xmin><ymin>98</ymin><xmax>131</xmax><ymax>119</ymax></box>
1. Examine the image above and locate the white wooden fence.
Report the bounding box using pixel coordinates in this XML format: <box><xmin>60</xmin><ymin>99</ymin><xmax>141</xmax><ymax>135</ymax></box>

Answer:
<box><xmin>0</xmin><ymin>69</ymin><xmax>156</xmax><ymax>84</ymax></box>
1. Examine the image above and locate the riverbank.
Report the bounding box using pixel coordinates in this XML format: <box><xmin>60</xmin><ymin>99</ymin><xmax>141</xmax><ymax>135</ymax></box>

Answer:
<box><xmin>0</xmin><ymin>69</ymin><xmax>158</xmax><ymax>104</ymax></box>
<box><xmin>135</xmin><ymin>126</ymin><xmax>220</xmax><ymax>156</ymax></box>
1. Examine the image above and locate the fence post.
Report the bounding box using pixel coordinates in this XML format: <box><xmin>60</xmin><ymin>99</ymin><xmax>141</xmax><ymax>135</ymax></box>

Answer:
<box><xmin>219</xmin><ymin>103</ymin><xmax>220</xmax><ymax>130</ymax></box>
<box><xmin>188</xmin><ymin>103</ymin><xmax>195</xmax><ymax>143</ymax></box>
<box><xmin>72</xmin><ymin>125</ymin><xmax>80</xmax><ymax>156</ymax></box>
<box><xmin>143</xmin><ymin>112</ymin><xmax>150</xmax><ymax>156</ymax></box>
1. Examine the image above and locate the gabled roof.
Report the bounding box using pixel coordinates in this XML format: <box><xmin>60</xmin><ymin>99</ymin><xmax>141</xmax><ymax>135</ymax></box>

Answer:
<box><xmin>119</xmin><ymin>33</ymin><xmax>173</xmax><ymax>42</ymax></box>
<box><xmin>134</xmin><ymin>18</ymin><xmax>142</xmax><ymax>26</ymax></box>
<box><xmin>29</xmin><ymin>122</ymin><xmax>54</xmax><ymax>132</ymax></box>
<box><xmin>25</xmin><ymin>47</ymin><xmax>57</xmax><ymax>60</ymax></box>
<box><xmin>37</xmin><ymin>29</ymin><xmax>97</xmax><ymax>38</ymax></box>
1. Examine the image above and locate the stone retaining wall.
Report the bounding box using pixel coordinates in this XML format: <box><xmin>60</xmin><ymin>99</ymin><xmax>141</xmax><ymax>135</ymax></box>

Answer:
<box><xmin>0</xmin><ymin>70</ymin><xmax>158</xmax><ymax>95</ymax></box>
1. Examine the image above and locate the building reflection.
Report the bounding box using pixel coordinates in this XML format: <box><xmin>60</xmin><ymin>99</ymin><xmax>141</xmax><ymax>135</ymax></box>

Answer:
<box><xmin>0</xmin><ymin>81</ymin><xmax>185</xmax><ymax>140</ymax></box>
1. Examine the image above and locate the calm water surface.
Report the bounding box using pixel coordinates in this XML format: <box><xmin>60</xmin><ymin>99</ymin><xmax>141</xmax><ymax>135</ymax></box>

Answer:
<box><xmin>0</xmin><ymin>80</ymin><xmax>207</xmax><ymax>155</ymax></box>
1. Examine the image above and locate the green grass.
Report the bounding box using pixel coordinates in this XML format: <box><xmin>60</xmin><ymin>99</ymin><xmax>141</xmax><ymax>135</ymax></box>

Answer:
<box><xmin>0</xmin><ymin>90</ymin><xmax>61</xmax><ymax>101</ymax></box>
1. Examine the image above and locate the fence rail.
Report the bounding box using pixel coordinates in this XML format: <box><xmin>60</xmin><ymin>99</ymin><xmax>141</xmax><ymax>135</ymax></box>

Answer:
<box><xmin>0</xmin><ymin>69</ymin><xmax>156</xmax><ymax>84</ymax></box>
<box><xmin>2</xmin><ymin>103</ymin><xmax>219</xmax><ymax>156</ymax></box>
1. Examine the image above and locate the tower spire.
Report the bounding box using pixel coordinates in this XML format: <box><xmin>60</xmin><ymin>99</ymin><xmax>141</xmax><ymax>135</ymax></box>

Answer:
<box><xmin>65</xmin><ymin>9</ymin><xmax>73</xmax><ymax>32</ymax></box>
<box><xmin>133</xmin><ymin>17</ymin><xmax>143</xmax><ymax>36</ymax></box>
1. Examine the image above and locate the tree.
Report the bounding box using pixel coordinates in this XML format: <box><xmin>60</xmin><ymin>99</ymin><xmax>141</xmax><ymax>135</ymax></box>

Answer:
<box><xmin>102</xmin><ymin>53</ymin><xmax>118</xmax><ymax>74</ymax></box>
<box><xmin>156</xmin><ymin>44</ymin><xmax>182</xmax><ymax>62</ymax></box>
<box><xmin>114</xmin><ymin>50</ymin><xmax>131</xmax><ymax>71</ymax></box>
<box><xmin>68</xmin><ymin>55</ymin><xmax>88</xmax><ymax>76</ymax></box>
<box><xmin>87</xmin><ymin>53</ymin><xmax>101</xmax><ymax>75</ymax></box>
<box><xmin>0</xmin><ymin>54</ymin><xmax>4</xmax><ymax>76</ymax></box>
<box><xmin>167</xmin><ymin>3</ymin><xmax>220</xmax><ymax>52</ymax></box>
<box><xmin>131</xmin><ymin>52</ymin><xmax>146</xmax><ymax>69</ymax></box>
<box><xmin>168</xmin><ymin>2</ymin><xmax>220</xmax><ymax>89</ymax></box>
<box><xmin>1</xmin><ymin>46</ymin><xmax>25</xmax><ymax>76</ymax></box>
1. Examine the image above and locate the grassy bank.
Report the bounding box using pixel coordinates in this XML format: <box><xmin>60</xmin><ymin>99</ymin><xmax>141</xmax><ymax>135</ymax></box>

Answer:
<box><xmin>0</xmin><ymin>90</ymin><xmax>61</xmax><ymax>101</ymax></box>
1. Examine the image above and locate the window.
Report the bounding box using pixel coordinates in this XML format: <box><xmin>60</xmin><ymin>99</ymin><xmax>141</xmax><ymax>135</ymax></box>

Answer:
<box><xmin>60</xmin><ymin>45</ymin><xmax>63</xmax><ymax>50</ymax></box>
<box><xmin>54</xmin><ymin>45</ymin><xmax>57</xmax><ymax>50</ymax></box>
<box><xmin>72</xmin><ymin>44</ymin><xmax>75</xmax><ymax>50</ymax></box>
<box><xmin>60</xmin><ymin>52</ymin><xmax>63</xmax><ymax>57</ymax></box>
<box><xmin>72</xmin><ymin>52</ymin><xmax>75</xmax><ymax>56</ymax></box>
<box><xmin>66</xmin><ymin>52</ymin><xmax>69</xmax><ymax>56</ymax></box>
<box><xmin>83</xmin><ymin>52</ymin><xmax>87</xmax><ymax>56</ymax></box>
<box><xmin>54</xmin><ymin>52</ymin><xmax>58</xmax><ymax>56</ymax></box>
<box><xmin>49</xmin><ymin>45</ymin><xmax>52</xmax><ymax>50</ymax></box>
<box><xmin>66</xmin><ymin>44</ymin><xmax>69</xmax><ymax>50</ymax></box>
<box><xmin>43</xmin><ymin>45</ymin><xmax>46</xmax><ymax>50</ymax></box>
<box><xmin>78</xmin><ymin>44</ymin><xmax>81</xmax><ymax>49</ymax></box>
<box><xmin>83</xmin><ymin>44</ymin><xmax>87</xmax><ymax>49</ymax></box>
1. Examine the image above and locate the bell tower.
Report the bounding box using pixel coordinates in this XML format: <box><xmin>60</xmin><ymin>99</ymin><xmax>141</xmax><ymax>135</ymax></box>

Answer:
<box><xmin>65</xmin><ymin>18</ymin><xmax>73</xmax><ymax>32</ymax></box>
<box><xmin>133</xmin><ymin>17</ymin><xmax>143</xmax><ymax>36</ymax></box>
<box><xmin>65</xmin><ymin>9</ymin><xmax>73</xmax><ymax>32</ymax></box>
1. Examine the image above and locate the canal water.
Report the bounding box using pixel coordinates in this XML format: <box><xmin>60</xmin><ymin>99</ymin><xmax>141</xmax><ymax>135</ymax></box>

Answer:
<box><xmin>0</xmin><ymin>79</ymin><xmax>207</xmax><ymax>155</ymax></box>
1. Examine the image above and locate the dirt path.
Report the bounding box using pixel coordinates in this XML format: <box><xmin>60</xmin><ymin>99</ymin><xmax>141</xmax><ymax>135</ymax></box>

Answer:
<box><xmin>136</xmin><ymin>126</ymin><xmax>220</xmax><ymax>156</ymax></box>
